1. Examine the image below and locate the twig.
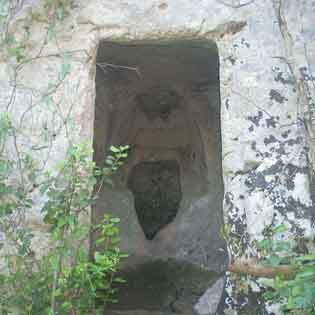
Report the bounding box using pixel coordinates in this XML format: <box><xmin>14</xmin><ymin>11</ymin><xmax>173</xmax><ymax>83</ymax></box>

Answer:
<box><xmin>231</xmin><ymin>88</ymin><xmax>275</xmax><ymax>119</ymax></box>
<box><xmin>1</xmin><ymin>0</ymin><xmax>26</xmax><ymax>35</ymax></box>
<box><xmin>217</xmin><ymin>0</ymin><xmax>255</xmax><ymax>9</ymax></box>
<box><xmin>96</xmin><ymin>62</ymin><xmax>141</xmax><ymax>77</ymax></box>
<box><xmin>275</xmin><ymin>0</ymin><xmax>306</xmax><ymax>115</ymax></box>
<box><xmin>12</xmin><ymin>129</ymin><xmax>25</xmax><ymax>190</ymax></box>
<box><xmin>303</xmin><ymin>44</ymin><xmax>315</xmax><ymax>98</ymax></box>
<box><xmin>274</xmin><ymin>0</ymin><xmax>315</xmax><ymax>170</ymax></box>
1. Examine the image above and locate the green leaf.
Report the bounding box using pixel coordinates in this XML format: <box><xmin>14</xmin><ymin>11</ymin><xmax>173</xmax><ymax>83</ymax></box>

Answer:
<box><xmin>105</xmin><ymin>158</ymin><xmax>113</xmax><ymax>165</ymax></box>
<box><xmin>296</xmin><ymin>270</ymin><xmax>315</xmax><ymax>279</ymax></box>
<box><xmin>286</xmin><ymin>295</ymin><xmax>295</xmax><ymax>310</ymax></box>
<box><xmin>119</xmin><ymin>253</ymin><xmax>129</xmax><ymax>258</ymax></box>
<box><xmin>54</xmin><ymin>288</ymin><xmax>62</xmax><ymax>297</ymax></box>
<box><xmin>273</xmin><ymin>224</ymin><xmax>288</xmax><ymax>234</ymax></box>
<box><xmin>113</xmin><ymin>277</ymin><xmax>126</xmax><ymax>284</ymax></box>
<box><xmin>267</xmin><ymin>254</ymin><xmax>282</xmax><ymax>267</ymax></box>
<box><xmin>110</xmin><ymin>146</ymin><xmax>119</xmax><ymax>153</ymax></box>
<box><xmin>294</xmin><ymin>255</ymin><xmax>315</xmax><ymax>262</ymax></box>
<box><xmin>292</xmin><ymin>286</ymin><xmax>303</xmax><ymax>297</ymax></box>
<box><xmin>261</xmin><ymin>278</ymin><xmax>276</xmax><ymax>288</ymax></box>
<box><xmin>110</xmin><ymin>217</ymin><xmax>120</xmax><ymax>223</ymax></box>
<box><xmin>61</xmin><ymin>301</ymin><xmax>71</xmax><ymax>309</ymax></box>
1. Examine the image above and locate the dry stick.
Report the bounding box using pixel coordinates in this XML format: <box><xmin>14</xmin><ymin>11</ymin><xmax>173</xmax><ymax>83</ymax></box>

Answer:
<box><xmin>276</xmin><ymin>0</ymin><xmax>307</xmax><ymax>117</ymax></box>
<box><xmin>217</xmin><ymin>0</ymin><xmax>255</xmax><ymax>9</ymax></box>
<box><xmin>96</xmin><ymin>62</ymin><xmax>141</xmax><ymax>77</ymax></box>
<box><xmin>231</xmin><ymin>88</ymin><xmax>275</xmax><ymax>119</ymax></box>
<box><xmin>303</xmin><ymin>44</ymin><xmax>315</xmax><ymax>125</ymax></box>
<box><xmin>276</xmin><ymin>0</ymin><xmax>315</xmax><ymax>171</ymax></box>
<box><xmin>304</xmin><ymin>44</ymin><xmax>315</xmax><ymax>95</ymax></box>
<box><xmin>228</xmin><ymin>258</ymin><xmax>294</xmax><ymax>279</ymax></box>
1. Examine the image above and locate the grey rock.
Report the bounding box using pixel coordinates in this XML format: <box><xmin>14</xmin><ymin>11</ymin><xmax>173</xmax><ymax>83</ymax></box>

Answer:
<box><xmin>193</xmin><ymin>278</ymin><xmax>225</xmax><ymax>315</ymax></box>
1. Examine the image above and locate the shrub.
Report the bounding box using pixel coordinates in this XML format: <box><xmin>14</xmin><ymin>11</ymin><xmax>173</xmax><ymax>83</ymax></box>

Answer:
<box><xmin>0</xmin><ymin>113</ymin><xmax>129</xmax><ymax>314</ymax></box>
<box><xmin>257</xmin><ymin>225</ymin><xmax>315</xmax><ymax>315</ymax></box>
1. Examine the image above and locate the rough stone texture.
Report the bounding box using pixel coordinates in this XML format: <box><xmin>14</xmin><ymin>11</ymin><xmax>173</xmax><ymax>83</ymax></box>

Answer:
<box><xmin>194</xmin><ymin>277</ymin><xmax>226</xmax><ymax>315</ymax></box>
<box><xmin>91</xmin><ymin>41</ymin><xmax>227</xmax><ymax>314</ymax></box>
<box><xmin>128</xmin><ymin>160</ymin><xmax>182</xmax><ymax>240</ymax></box>
<box><xmin>0</xmin><ymin>0</ymin><xmax>315</xmax><ymax>314</ymax></box>
<box><xmin>109</xmin><ymin>259</ymin><xmax>220</xmax><ymax>312</ymax></box>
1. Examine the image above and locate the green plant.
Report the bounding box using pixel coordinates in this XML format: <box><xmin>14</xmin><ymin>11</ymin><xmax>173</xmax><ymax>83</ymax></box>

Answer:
<box><xmin>0</xmin><ymin>1</ymin><xmax>130</xmax><ymax>314</ymax></box>
<box><xmin>257</xmin><ymin>225</ymin><xmax>315</xmax><ymax>315</ymax></box>
<box><xmin>42</xmin><ymin>143</ymin><xmax>129</xmax><ymax>315</ymax></box>
<box><xmin>0</xmin><ymin>113</ymin><xmax>129</xmax><ymax>314</ymax></box>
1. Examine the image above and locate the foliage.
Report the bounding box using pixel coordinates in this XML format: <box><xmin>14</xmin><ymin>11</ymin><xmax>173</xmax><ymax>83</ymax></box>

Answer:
<box><xmin>257</xmin><ymin>225</ymin><xmax>315</xmax><ymax>315</ymax></box>
<box><xmin>0</xmin><ymin>0</ymin><xmax>132</xmax><ymax>314</ymax></box>
<box><xmin>0</xmin><ymin>113</ymin><xmax>129</xmax><ymax>314</ymax></box>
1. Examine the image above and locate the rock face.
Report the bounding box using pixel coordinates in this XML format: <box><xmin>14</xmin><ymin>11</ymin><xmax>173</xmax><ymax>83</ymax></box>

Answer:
<box><xmin>194</xmin><ymin>278</ymin><xmax>226</xmax><ymax>315</ymax></box>
<box><xmin>1</xmin><ymin>0</ymin><xmax>315</xmax><ymax>314</ymax></box>
<box><xmin>110</xmin><ymin>259</ymin><xmax>221</xmax><ymax>312</ymax></box>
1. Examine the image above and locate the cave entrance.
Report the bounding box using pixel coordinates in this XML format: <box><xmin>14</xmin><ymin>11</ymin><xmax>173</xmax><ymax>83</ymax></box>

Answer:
<box><xmin>92</xmin><ymin>40</ymin><xmax>227</xmax><ymax>314</ymax></box>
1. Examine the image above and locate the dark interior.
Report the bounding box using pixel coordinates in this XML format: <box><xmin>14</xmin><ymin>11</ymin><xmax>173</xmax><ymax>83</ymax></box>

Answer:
<box><xmin>92</xmin><ymin>40</ymin><xmax>226</xmax><ymax>314</ymax></box>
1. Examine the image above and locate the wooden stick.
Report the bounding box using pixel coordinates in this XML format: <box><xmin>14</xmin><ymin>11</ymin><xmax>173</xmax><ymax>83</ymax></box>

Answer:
<box><xmin>228</xmin><ymin>258</ymin><xmax>294</xmax><ymax>279</ymax></box>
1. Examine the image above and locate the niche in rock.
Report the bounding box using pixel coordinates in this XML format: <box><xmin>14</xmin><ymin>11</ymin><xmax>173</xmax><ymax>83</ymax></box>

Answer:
<box><xmin>128</xmin><ymin>160</ymin><xmax>182</xmax><ymax>240</ymax></box>
<box><xmin>92</xmin><ymin>40</ymin><xmax>227</xmax><ymax>314</ymax></box>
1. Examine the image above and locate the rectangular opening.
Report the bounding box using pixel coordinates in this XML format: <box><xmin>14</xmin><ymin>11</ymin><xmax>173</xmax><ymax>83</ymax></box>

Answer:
<box><xmin>92</xmin><ymin>40</ymin><xmax>227</xmax><ymax>314</ymax></box>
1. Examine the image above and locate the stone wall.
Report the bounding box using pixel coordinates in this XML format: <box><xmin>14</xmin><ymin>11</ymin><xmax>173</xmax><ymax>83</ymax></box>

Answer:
<box><xmin>0</xmin><ymin>0</ymin><xmax>315</xmax><ymax>314</ymax></box>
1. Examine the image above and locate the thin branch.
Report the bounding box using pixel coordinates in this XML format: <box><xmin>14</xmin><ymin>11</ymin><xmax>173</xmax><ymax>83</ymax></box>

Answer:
<box><xmin>304</xmin><ymin>43</ymin><xmax>315</xmax><ymax>97</ymax></box>
<box><xmin>1</xmin><ymin>0</ymin><xmax>26</xmax><ymax>35</ymax></box>
<box><xmin>96</xmin><ymin>62</ymin><xmax>141</xmax><ymax>77</ymax></box>
<box><xmin>274</xmin><ymin>0</ymin><xmax>315</xmax><ymax>170</ymax></box>
<box><xmin>217</xmin><ymin>0</ymin><xmax>255</xmax><ymax>9</ymax></box>
<box><xmin>275</xmin><ymin>0</ymin><xmax>306</xmax><ymax>116</ymax></box>
<box><xmin>231</xmin><ymin>88</ymin><xmax>275</xmax><ymax>119</ymax></box>
<box><xmin>12</xmin><ymin>129</ymin><xmax>25</xmax><ymax>190</ymax></box>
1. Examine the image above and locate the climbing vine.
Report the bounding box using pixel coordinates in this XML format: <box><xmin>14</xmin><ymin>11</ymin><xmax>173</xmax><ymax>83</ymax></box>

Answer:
<box><xmin>0</xmin><ymin>1</ymin><xmax>128</xmax><ymax>314</ymax></box>
<box><xmin>1</xmin><ymin>1</ymin><xmax>314</xmax><ymax>315</ymax></box>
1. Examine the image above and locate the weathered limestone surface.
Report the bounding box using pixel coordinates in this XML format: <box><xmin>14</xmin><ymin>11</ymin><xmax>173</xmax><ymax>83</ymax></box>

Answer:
<box><xmin>1</xmin><ymin>1</ymin><xmax>315</xmax><ymax>314</ymax></box>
